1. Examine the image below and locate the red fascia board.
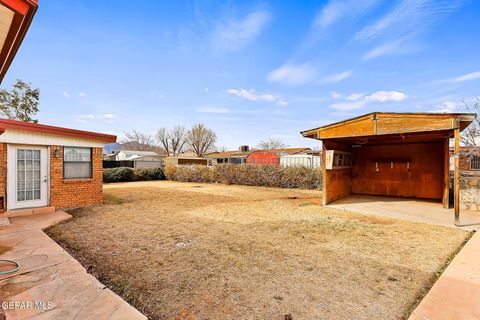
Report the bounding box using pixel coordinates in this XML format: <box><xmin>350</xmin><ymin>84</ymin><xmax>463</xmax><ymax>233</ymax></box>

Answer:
<box><xmin>0</xmin><ymin>118</ymin><xmax>117</xmax><ymax>143</ymax></box>
<box><xmin>0</xmin><ymin>0</ymin><xmax>38</xmax><ymax>82</ymax></box>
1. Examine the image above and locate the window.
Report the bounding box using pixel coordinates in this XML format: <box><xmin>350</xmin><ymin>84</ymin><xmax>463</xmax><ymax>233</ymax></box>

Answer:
<box><xmin>64</xmin><ymin>147</ymin><xmax>92</xmax><ymax>179</ymax></box>
<box><xmin>471</xmin><ymin>155</ymin><xmax>480</xmax><ymax>171</ymax></box>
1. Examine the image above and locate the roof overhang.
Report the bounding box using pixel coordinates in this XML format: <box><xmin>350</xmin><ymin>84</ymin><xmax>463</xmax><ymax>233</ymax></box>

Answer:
<box><xmin>0</xmin><ymin>118</ymin><xmax>117</xmax><ymax>143</ymax></box>
<box><xmin>0</xmin><ymin>0</ymin><xmax>38</xmax><ymax>83</ymax></box>
<box><xmin>301</xmin><ymin>112</ymin><xmax>477</xmax><ymax>141</ymax></box>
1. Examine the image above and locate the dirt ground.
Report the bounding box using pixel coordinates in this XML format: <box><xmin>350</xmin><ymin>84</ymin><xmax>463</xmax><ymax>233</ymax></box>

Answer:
<box><xmin>46</xmin><ymin>181</ymin><xmax>471</xmax><ymax>320</ymax></box>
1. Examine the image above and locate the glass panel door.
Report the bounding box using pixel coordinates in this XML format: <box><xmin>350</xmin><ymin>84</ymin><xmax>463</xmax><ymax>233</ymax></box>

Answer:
<box><xmin>16</xmin><ymin>149</ymin><xmax>42</xmax><ymax>202</ymax></box>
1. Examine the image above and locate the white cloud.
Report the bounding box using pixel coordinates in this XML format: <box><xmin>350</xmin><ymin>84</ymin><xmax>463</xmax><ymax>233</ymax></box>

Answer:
<box><xmin>318</xmin><ymin>70</ymin><xmax>352</xmax><ymax>84</ymax></box>
<box><xmin>62</xmin><ymin>91</ymin><xmax>70</xmax><ymax>98</ymax></box>
<box><xmin>346</xmin><ymin>93</ymin><xmax>365</xmax><ymax>101</ymax></box>
<box><xmin>355</xmin><ymin>0</ymin><xmax>464</xmax><ymax>41</ymax></box>
<box><xmin>212</xmin><ymin>10</ymin><xmax>272</xmax><ymax>52</ymax></box>
<box><xmin>75</xmin><ymin>113</ymin><xmax>116</xmax><ymax>124</ymax></box>
<box><xmin>365</xmin><ymin>90</ymin><xmax>407</xmax><ymax>102</ymax></box>
<box><xmin>267</xmin><ymin>63</ymin><xmax>317</xmax><ymax>86</ymax></box>
<box><xmin>329</xmin><ymin>90</ymin><xmax>408</xmax><ymax>111</ymax></box>
<box><xmin>435</xmin><ymin>71</ymin><xmax>480</xmax><ymax>84</ymax></box>
<box><xmin>227</xmin><ymin>88</ymin><xmax>288</xmax><ymax>106</ymax></box>
<box><xmin>330</xmin><ymin>91</ymin><xmax>343</xmax><ymax>99</ymax></box>
<box><xmin>197</xmin><ymin>107</ymin><xmax>231</xmax><ymax>114</ymax></box>
<box><xmin>78</xmin><ymin>92</ymin><xmax>86</xmax><ymax>97</ymax></box>
<box><xmin>75</xmin><ymin>114</ymin><xmax>95</xmax><ymax>123</ymax></box>
<box><xmin>429</xmin><ymin>100</ymin><xmax>460</xmax><ymax>113</ymax></box>
<box><xmin>314</xmin><ymin>0</ymin><xmax>380</xmax><ymax>29</ymax></box>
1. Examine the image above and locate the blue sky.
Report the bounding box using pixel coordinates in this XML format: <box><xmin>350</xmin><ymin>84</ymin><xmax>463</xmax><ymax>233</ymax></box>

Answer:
<box><xmin>2</xmin><ymin>0</ymin><xmax>480</xmax><ymax>149</ymax></box>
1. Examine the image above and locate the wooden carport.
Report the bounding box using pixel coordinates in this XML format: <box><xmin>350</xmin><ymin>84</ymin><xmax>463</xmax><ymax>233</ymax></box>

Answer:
<box><xmin>301</xmin><ymin>112</ymin><xmax>476</xmax><ymax>224</ymax></box>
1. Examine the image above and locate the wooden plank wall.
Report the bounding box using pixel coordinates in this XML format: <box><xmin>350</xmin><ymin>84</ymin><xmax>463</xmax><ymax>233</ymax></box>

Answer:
<box><xmin>351</xmin><ymin>142</ymin><xmax>445</xmax><ymax>200</ymax></box>
<box><xmin>323</xmin><ymin>141</ymin><xmax>352</xmax><ymax>204</ymax></box>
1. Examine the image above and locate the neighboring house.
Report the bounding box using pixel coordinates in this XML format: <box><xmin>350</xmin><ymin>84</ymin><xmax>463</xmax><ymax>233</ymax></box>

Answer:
<box><xmin>0</xmin><ymin>0</ymin><xmax>38</xmax><ymax>82</ymax></box>
<box><xmin>206</xmin><ymin>146</ymin><xmax>253</xmax><ymax>165</ymax></box>
<box><xmin>104</xmin><ymin>150</ymin><xmax>164</xmax><ymax>169</ymax></box>
<box><xmin>449</xmin><ymin>147</ymin><xmax>480</xmax><ymax>173</ymax></box>
<box><xmin>0</xmin><ymin>118</ymin><xmax>116</xmax><ymax>212</ymax></box>
<box><xmin>246</xmin><ymin>148</ymin><xmax>311</xmax><ymax>165</ymax></box>
<box><xmin>280</xmin><ymin>154</ymin><xmax>322</xmax><ymax>168</ymax></box>
<box><xmin>163</xmin><ymin>156</ymin><xmax>208</xmax><ymax>166</ymax></box>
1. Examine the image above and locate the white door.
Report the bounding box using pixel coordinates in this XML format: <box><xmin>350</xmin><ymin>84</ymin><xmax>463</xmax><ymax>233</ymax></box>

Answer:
<box><xmin>7</xmin><ymin>145</ymin><xmax>48</xmax><ymax>210</ymax></box>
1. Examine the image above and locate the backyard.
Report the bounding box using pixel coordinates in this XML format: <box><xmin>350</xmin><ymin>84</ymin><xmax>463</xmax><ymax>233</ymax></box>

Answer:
<box><xmin>47</xmin><ymin>181</ymin><xmax>471</xmax><ymax>320</ymax></box>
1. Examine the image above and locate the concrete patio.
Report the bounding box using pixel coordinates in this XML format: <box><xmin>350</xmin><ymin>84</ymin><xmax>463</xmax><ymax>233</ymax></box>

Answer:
<box><xmin>0</xmin><ymin>211</ymin><xmax>146</xmax><ymax>320</ymax></box>
<box><xmin>409</xmin><ymin>229</ymin><xmax>480</xmax><ymax>320</ymax></box>
<box><xmin>327</xmin><ymin>195</ymin><xmax>480</xmax><ymax>231</ymax></box>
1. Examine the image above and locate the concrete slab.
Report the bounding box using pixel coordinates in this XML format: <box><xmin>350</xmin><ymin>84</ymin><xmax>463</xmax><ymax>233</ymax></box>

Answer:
<box><xmin>327</xmin><ymin>195</ymin><xmax>480</xmax><ymax>230</ymax></box>
<box><xmin>409</xmin><ymin>231</ymin><xmax>480</xmax><ymax>320</ymax></box>
<box><xmin>0</xmin><ymin>211</ymin><xmax>146</xmax><ymax>320</ymax></box>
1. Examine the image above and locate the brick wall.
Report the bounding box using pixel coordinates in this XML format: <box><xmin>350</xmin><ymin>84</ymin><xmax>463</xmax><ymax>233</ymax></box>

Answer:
<box><xmin>0</xmin><ymin>143</ymin><xmax>6</xmax><ymax>210</ymax></box>
<box><xmin>50</xmin><ymin>146</ymin><xmax>103</xmax><ymax>209</ymax></box>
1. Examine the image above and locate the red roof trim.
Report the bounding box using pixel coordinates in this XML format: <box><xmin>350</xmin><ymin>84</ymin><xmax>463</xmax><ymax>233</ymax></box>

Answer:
<box><xmin>0</xmin><ymin>0</ymin><xmax>38</xmax><ymax>82</ymax></box>
<box><xmin>0</xmin><ymin>118</ymin><xmax>117</xmax><ymax>143</ymax></box>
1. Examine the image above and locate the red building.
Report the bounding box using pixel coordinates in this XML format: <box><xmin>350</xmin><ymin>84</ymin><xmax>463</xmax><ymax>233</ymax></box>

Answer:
<box><xmin>246</xmin><ymin>148</ymin><xmax>310</xmax><ymax>165</ymax></box>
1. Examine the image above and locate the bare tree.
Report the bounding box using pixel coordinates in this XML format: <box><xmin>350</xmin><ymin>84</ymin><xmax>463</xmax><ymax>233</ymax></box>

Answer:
<box><xmin>186</xmin><ymin>123</ymin><xmax>217</xmax><ymax>157</ymax></box>
<box><xmin>257</xmin><ymin>138</ymin><xmax>288</xmax><ymax>150</ymax></box>
<box><xmin>215</xmin><ymin>146</ymin><xmax>228</xmax><ymax>152</ymax></box>
<box><xmin>121</xmin><ymin>130</ymin><xmax>155</xmax><ymax>151</ymax></box>
<box><xmin>156</xmin><ymin>126</ymin><xmax>187</xmax><ymax>156</ymax></box>
<box><xmin>462</xmin><ymin>98</ymin><xmax>479</xmax><ymax>148</ymax></box>
<box><xmin>156</xmin><ymin>128</ymin><xmax>170</xmax><ymax>156</ymax></box>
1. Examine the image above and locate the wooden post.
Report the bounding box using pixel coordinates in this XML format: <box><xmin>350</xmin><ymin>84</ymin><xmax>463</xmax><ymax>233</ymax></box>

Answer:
<box><xmin>322</xmin><ymin>143</ymin><xmax>327</xmax><ymax>206</ymax></box>
<box><xmin>454</xmin><ymin>128</ymin><xmax>460</xmax><ymax>224</ymax></box>
<box><xmin>443</xmin><ymin>138</ymin><xmax>450</xmax><ymax>208</ymax></box>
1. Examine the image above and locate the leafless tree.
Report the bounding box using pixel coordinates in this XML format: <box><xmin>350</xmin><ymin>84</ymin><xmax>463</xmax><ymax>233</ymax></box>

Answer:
<box><xmin>462</xmin><ymin>98</ymin><xmax>479</xmax><ymax>148</ymax></box>
<box><xmin>256</xmin><ymin>138</ymin><xmax>288</xmax><ymax>150</ymax></box>
<box><xmin>121</xmin><ymin>130</ymin><xmax>156</xmax><ymax>151</ymax></box>
<box><xmin>156</xmin><ymin>126</ymin><xmax>187</xmax><ymax>156</ymax></box>
<box><xmin>215</xmin><ymin>146</ymin><xmax>228</xmax><ymax>152</ymax></box>
<box><xmin>186</xmin><ymin>123</ymin><xmax>217</xmax><ymax>157</ymax></box>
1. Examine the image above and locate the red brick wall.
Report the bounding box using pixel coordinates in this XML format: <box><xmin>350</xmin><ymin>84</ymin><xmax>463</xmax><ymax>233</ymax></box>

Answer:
<box><xmin>50</xmin><ymin>146</ymin><xmax>103</xmax><ymax>209</ymax></box>
<box><xmin>0</xmin><ymin>143</ymin><xmax>7</xmax><ymax>210</ymax></box>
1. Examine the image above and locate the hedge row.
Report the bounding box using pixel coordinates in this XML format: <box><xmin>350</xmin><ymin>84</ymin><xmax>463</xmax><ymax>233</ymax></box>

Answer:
<box><xmin>164</xmin><ymin>164</ymin><xmax>322</xmax><ymax>189</ymax></box>
<box><xmin>103</xmin><ymin>167</ymin><xmax>165</xmax><ymax>183</ymax></box>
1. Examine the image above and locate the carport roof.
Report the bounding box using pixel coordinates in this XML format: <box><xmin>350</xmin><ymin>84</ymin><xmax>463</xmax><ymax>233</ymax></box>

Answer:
<box><xmin>301</xmin><ymin>112</ymin><xmax>476</xmax><ymax>140</ymax></box>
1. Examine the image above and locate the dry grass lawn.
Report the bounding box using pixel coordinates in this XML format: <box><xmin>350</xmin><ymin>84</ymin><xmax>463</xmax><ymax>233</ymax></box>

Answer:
<box><xmin>46</xmin><ymin>181</ymin><xmax>471</xmax><ymax>320</ymax></box>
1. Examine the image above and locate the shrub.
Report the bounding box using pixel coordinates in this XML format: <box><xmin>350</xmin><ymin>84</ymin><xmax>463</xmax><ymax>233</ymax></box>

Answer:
<box><xmin>103</xmin><ymin>167</ymin><xmax>134</xmax><ymax>183</ymax></box>
<box><xmin>134</xmin><ymin>167</ymin><xmax>165</xmax><ymax>180</ymax></box>
<box><xmin>104</xmin><ymin>167</ymin><xmax>165</xmax><ymax>183</ymax></box>
<box><xmin>165</xmin><ymin>164</ymin><xmax>322</xmax><ymax>189</ymax></box>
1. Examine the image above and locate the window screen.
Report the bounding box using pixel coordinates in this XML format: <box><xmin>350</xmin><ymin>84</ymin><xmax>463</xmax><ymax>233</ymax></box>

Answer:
<box><xmin>64</xmin><ymin>147</ymin><xmax>92</xmax><ymax>179</ymax></box>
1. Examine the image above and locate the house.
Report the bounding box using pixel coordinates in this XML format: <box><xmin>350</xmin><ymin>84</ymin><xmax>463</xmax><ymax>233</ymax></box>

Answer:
<box><xmin>280</xmin><ymin>154</ymin><xmax>322</xmax><ymax>168</ymax></box>
<box><xmin>205</xmin><ymin>146</ymin><xmax>253</xmax><ymax>165</ymax></box>
<box><xmin>103</xmin><ymin>150</ymin><xmax>164</xmax><ymax>169</ymax></box>
<box><xmin>0</xmin><ymin>0</ymin><xmax>38</xmax><ymax>82</ymax></box>
<box><xmin>246</xmin><ymin>148</ymin><xmax>311</xmax><ymax>165</ymax></box>
<box><xmin>301</xmin><ymin>112</ymin><xmax>476</xmax><ymax>222</ymax></box>
<box><xmin>0</xmin><ymin>118</ymin><xmax>116</xmax><ymax>212</ymax></box>
<box><xmin>449</xmin><ymin>147</ymin><xmax>480</xmax><ymax>173</ymax></box>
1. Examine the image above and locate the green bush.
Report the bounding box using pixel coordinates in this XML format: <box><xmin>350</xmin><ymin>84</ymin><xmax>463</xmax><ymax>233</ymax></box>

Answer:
<box><xmin>165</xmin><ymin>164</ymin><xmax>322</xmax><ymax>189</ymax></box>
<box><xmin>103</xmin><ymin>167</ymin><xmax>134</xmax><ymax>183</ymax></box>
<box><xmin>134</xmin><ymin>167</ymin><xmax>165</xmax><ymax>180</ymax></box>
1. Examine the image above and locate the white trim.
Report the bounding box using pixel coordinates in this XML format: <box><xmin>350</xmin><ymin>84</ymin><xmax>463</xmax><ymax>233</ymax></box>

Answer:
<box><xmin>0</xmin><ymin>128</ymin><xmax>105</xmax><ymax>148</ymax></box>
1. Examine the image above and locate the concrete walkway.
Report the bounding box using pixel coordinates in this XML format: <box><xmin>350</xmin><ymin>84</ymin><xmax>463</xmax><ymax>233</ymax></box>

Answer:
<box><xmin>409</xmin><ymin>230</ymin><xmax>480</xmax><ymax>320</ymax></box>
<box><xmin>0</xmin><ymin>211</ymin><xmax>146</xmax><ymax>320</ymax></box>
<box><xmin>328</xmin><ymin>195</ymin><xmax>480</xmax><ymax>230</ymax></box>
